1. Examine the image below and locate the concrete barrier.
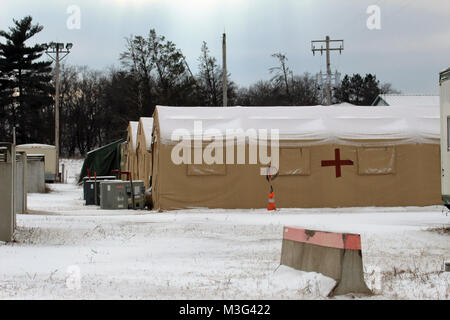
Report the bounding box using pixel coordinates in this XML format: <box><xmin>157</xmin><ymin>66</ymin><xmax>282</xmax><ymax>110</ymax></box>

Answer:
<box><xmin>15</xmin><ymin>151</ymin><xmax>27</xmax><ymax>215</ymax></box>
<box><xmin>0</xmin><ymin>143</ymin><xmax>15</xmax><ymax>242</ymax></box>
<box><xmin>280</xmin><ymin>226</ymin><xmax>372</xmax><ymax>296</ymax></box>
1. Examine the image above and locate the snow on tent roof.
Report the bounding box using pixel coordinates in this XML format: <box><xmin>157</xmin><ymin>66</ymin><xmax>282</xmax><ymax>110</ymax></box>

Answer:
<box><xmin>155</xmin><ymin>105</ymin><xmax>440</xmax><ymax>146</ymax></box>
<box><xmin>139</xmin><ymin>117</ymin><xmax>154</xmax><ymax>150</ymax></box>
<box><xmin>129</xmin><ymin>121</ymin><xmax>139</xmax><ymax>152</ymax></box>
<box><xmin>375</xmin><ymin>94</ymin><xmax>439</xmax><ymax>107</ymax></box>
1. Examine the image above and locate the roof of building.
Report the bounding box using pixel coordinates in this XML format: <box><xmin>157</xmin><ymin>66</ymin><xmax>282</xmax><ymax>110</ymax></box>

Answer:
<box><xmin>16</xmin><ymin>144</ymin><xmax>56</xmax><ymax>149</ymax></box>
<box><xmin>440</xmin><ymin>68</ymin><xmax>450</xmax><ymax>82</ymax></box>
<box><xmin>372</xmin><ymin>94</ymin><xmax>439</xmax><ymax>107</ymax></box>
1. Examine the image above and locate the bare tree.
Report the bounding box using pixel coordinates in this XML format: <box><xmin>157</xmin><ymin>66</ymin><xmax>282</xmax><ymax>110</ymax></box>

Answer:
<box><xmin>380</xmin><ymin>83</ymin><xmax>401</xmax><ymax>94</ymax></box>
<box><xmin>270</xmin><ymin>52</ymin><xmax>292</xmax><ymax>101</ymax></box>
<box><xmin>197</xmin><ymin>41</ymin><xmax>221</xmax><ymax>106</ymax></box>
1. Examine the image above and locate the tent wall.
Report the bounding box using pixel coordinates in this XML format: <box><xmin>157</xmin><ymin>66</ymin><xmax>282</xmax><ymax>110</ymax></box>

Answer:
<box><xmin>136</xmin><ymin>141</ymin><xmax>152</xmax><ymax>189</ymax></box>
<box><xmin>136</xmin><ymin>118</ymin><xmax>153</xmax><ymax>189</ymax></box>
<box><xmin>152</xmin><ymin>142</ymin><xmax>441</xmax><ymax>210</ymax></box>
<box><xmin>136</xmin><ymin>124</ymin><xmax>145</xmax><ymax>186</ymax></box>
<box><xmin>126</xmin><ymin>121</ymin><xmax>139</xmax><ymax>180</ymax></box>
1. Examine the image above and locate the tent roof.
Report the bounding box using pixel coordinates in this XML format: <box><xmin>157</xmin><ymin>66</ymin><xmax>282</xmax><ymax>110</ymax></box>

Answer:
<box><xmin>372</xmin><ymin>94</ymin><xmax>439</xmax><ymax>107</ymax></box>
<box><xmin>155</xmin><ymin>105</ymin><xmax>440</xmax><ymax>145</ymax></box>
<box><xmin>128</xmin><ymin>121</ymin><xmax>139</xmax><ymax>152</ymax></box>
<box><xmin>86</xmin><ymin>138</ymin><xmax>125</xmax><ymax>155</ymax></box>
<box><xmin>139</xmin><ymin>117</ymin><xmax>154</xmax><ymax>150</ymax></box>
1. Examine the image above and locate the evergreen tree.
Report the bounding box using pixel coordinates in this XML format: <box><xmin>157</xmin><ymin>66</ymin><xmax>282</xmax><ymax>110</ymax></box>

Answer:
<box><xmin>0</xmin><ymin>16</ymin><xmax>53</xmax><ymax>143</ymax></box>
<box><xmin>333</xmin><ymin>73</ymin><xmax>393</xmax><ymax>105</ymax></box>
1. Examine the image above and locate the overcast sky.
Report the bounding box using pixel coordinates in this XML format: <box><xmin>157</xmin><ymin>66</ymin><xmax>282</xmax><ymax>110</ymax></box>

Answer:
<box><xmin>1</xmin><ymin>0</ymin><xmax>449</xmax><ymax>94</ymax></box>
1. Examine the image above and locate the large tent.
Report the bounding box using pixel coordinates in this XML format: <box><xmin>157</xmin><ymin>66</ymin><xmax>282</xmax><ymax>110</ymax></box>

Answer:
<box><xmin>136</xmin><ymin>117</ymin><xmax>153</xmax><ymax>189</ymax></box>
<box><xmin>150</xmin><ymin>105</ymin><xmax>441</xmax><ymax>210</ymax></box>
<box><xmin>126</xmin><ymin>121</ymin><xmax>139</xmax><ymax>180</ymax></box>
<box><xmin>78</xmin><ymin>138</ymin><xmax>125</xmax><ymax>184</ymax></box>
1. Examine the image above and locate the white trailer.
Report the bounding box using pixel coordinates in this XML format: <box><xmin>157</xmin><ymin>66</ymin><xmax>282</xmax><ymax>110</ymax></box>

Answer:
<box><xmin>439</xmin><ymin>68</ymin><xmax>450</xmax><ymax>208</ymax></box>
<box><xmin>16</xmin><ymin>144</ymin><xmax>56</xmax><ymax>182</ymax></box>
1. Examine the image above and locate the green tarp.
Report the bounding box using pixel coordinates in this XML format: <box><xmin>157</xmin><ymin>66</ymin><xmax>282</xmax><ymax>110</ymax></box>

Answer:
<box><xmin>78</xmin><ymin>138</ymin><xmax>126</xmax><ymax>184</ymax></box>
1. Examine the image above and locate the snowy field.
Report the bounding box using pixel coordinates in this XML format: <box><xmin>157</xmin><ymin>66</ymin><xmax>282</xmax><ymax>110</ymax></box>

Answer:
<box><xmin>0</xmin><ymin>159</ymin><xmax>449</xmax><ymax>299</ymax></box>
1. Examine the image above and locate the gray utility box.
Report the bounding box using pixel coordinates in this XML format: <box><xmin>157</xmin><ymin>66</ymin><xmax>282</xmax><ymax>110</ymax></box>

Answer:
<box><xmin>83</xmin><ymin>176</ymin><xmax>116</xmax><ymax>201</ymax></box>
<box><xmin>100</xmin><ymin>181</ymin><xmax>129</xmax><ymax>209</ymax></box>
<box><xmin>127</xmin><ymin>181</ymin><xmax>145</xmax><ymax>210</ymax></box>
<box><xmin>15</xmin><ymin>151</ymin><xmax>27</xmax><ymax>215</ymax></box>
<box><xmin>99</xmin><ymin>180</ymin><xmax>145</xmax><ymax>210</ymax></box>
<box><xmin>26</xmin><ymin>154</ymin><xmax>45</xmax><ymax>193</ymax></box>
<box><xmin>0</xmin><ymin>143</ymin><xmax>15</xmax><ymax>242</ymax></box>
<box><xmin>83</xmin><ymin>176</ymin><xmax>116</xmax><ymax>205</ymax></box>
<box><xmin>84</xmin><ymin>180</ymin><xmax>101</xmax><ymax>206</ymax></box>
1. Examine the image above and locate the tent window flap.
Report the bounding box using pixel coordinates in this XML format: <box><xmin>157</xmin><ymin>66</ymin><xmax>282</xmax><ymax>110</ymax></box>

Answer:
<box><xmin>187</xmin><ymin>164</ymin><xmax>226</xmax><ymax>176</ymax></box>
<box><xmin>357</xmin><ymin>147</ymin><xmax>395</xmax><ymax>175</ymax></box>
<box><xmin>279</xmin><ymin>148</ymin><xmax>310</xmax><ymax>176</ymax></box>
<box><xmin>186</xmin><ymin>146</ymin><xmax>226</xmax><ymax>176</ymax></box>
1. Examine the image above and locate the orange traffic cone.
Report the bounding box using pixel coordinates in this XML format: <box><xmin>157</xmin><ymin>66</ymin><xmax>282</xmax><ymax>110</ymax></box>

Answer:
<box><xmin>268</xmin><ymin>191</ymin><xmax>276</xmax><ymax>211</ymax></box>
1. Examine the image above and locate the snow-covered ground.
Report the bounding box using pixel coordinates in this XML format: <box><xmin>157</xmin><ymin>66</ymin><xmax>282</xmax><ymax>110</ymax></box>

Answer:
<box><xmin>0</xmin><ymin>159</ymin><xmax>449</xmax><ymax>299</ymax></box>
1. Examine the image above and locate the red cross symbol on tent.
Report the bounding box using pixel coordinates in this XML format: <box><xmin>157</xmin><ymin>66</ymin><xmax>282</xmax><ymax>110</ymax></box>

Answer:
<box><xmin>321</xmin><ymin>148</ymin><xmax>354</xmax><ymax>178</ymax></box>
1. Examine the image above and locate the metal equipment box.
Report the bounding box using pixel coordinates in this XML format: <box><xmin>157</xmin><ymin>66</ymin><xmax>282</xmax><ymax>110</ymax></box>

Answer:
<box><xmin>99</xmin><ymin>180</ymin><xmax>129</xmax><ymax>209</ymax></box>
<box><xmin>99</xmin><ymin>180</ymin><xmax>146</xmax><ymax>210</ymax></box>
<box><xmin>126</xmin><ymin>181</ymin><xmax>145</xmax><ymax>209</ymax></box>
<box><xmin>83</xmin><ymin>176</ymin><xmax>116</xmax><ymax>203</ymax></box>
<box><xmin>84</xmin><ymin>180</ymin><xmax>100</xmax><ymax>206</ymax></box>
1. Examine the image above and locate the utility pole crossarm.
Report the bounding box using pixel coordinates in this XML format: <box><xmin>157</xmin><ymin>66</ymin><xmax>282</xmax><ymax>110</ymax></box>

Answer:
<box><xmin>311</xmin><ymin>39</ymin><xmax>344</xmax><ymax>55</ymax></box>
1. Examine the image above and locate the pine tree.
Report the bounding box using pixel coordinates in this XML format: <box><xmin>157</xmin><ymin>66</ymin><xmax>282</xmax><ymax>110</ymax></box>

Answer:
<box><xmin>334</xmin><ymin>73</ymin><xmax>387</xmax><ymax>106</ymax></box>
<box><xmin>0</xmin><ymin>16</ymin><xmax>53</xmax><ymax>143</ymax></box>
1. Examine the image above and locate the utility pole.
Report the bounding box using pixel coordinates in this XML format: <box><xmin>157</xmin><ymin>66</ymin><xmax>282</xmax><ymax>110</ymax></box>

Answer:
<box><xmin>311</xmin><ymin>36</ymin><xmax>344</xmax><ymax>106</ymax></box>
<box><xmin>45</xmin><ymin>42</ymin><xmax>73</xmax><ymax>182</ymax></box>
<box><xmin>222</xmin><ymin>33</ymin><xmax>228</xmax><ymax>107</ymax></box>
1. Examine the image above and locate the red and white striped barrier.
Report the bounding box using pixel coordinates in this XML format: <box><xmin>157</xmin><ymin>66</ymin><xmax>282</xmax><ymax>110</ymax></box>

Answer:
<box><xmin>280</xmin><ymin>226</ymin><xmax>372</xmax><ymax>296</ymax></box>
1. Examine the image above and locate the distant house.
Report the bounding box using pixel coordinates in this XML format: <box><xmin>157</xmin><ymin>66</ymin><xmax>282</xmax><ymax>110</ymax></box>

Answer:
<box><xmin>372</xmin><ymin>94</ymin><xmax>439</xmax><ymax>107</ymax></box>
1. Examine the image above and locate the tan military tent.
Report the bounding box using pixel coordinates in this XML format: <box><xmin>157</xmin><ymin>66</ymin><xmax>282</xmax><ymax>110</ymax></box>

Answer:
<box><xmin>136</xmin><ymin>117</ymin><xmax>154</xmax><ymax>189</ymax></box>
<box><xmin>150</xmin><ymin>105</ymin><xmax>441</xmax><ymax>211</ymax></box>
<box><xmin>126</xmin><ymin>121</ymin><xmax>139</xmax><ymax>180</ymax></box>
